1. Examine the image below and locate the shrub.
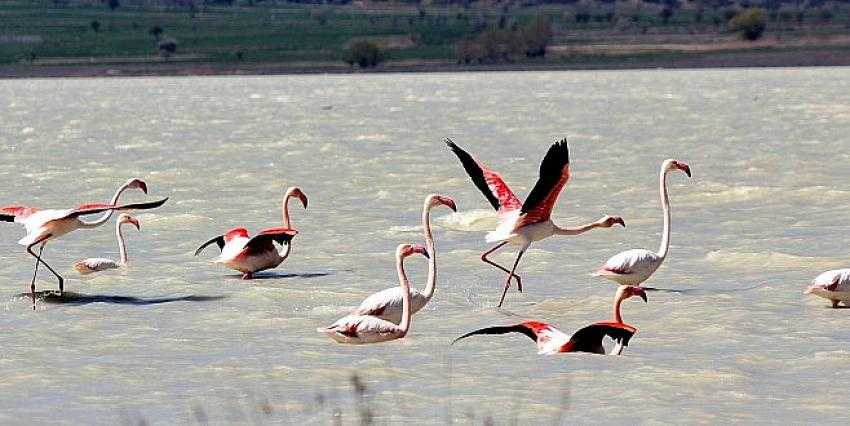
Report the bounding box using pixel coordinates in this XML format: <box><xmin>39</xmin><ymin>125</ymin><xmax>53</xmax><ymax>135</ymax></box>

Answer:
<box><xmin>90</xmin><ymin>20</ymin><xmax>100</xmax><ymax>33</ymax></box>
<box><xmin>107</xmin><ymin>0</ymin><xmax>119</xmax><ymax>10</ymax></box>
<box><xmin>343</xmin><ymin>41</ymin><xmax>383</xmax><ymax>68</ymax></box>
<box><xmin>731</xmin><ymin>8</ymin><xmax>767</xmax><ymax>40</ymax></box>
<box><xmin>157</xmin><ymin>37</ymin><xmax>177</xmax><ymax>58</ymax></box>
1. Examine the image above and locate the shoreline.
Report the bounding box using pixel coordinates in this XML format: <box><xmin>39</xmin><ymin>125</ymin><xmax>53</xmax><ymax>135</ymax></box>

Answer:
<box><xmin>3</xmin><ymin>48</ymin><xmax>849</xmax><ymax>79</ymax></box>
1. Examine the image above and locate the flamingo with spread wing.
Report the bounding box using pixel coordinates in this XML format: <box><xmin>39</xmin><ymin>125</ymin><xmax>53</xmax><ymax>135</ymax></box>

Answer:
<box><xmin>195</xmin><ymin>186</ymin><xmax>307</xmax><ymax>279</ymax></box>
<box><xmin>0</xmin><ymin>178</ymin><xmax>167</xmax><ymax>307</ymax></box>
<box><xmin>446</xmin><ymin>138</ymin><xmax>625</xmax><ymax>307</ymax></box>
<box><xmin>453</xmin><ymin>285</ymin><xmax>647</xmax><ymax>355</ymax></box>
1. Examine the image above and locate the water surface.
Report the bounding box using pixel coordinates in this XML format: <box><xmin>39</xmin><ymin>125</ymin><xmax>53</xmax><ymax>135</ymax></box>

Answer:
<box><xmin>1</xmin><ymin>68</ymin><xmax>849</xmax><ymax>424</ymax></box>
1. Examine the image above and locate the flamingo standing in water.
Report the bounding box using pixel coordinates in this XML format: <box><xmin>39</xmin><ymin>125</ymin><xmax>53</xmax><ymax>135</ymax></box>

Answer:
<box><xmin>73</xmin><ymin>213</ymin><xmax>140</xmax><ymax>274</ymax></box>
<box><xmin>318</xmin><ymin>244</ymin><xmax>429</xmax><ymax>344</ymax></box>
<box><xmin>453</xmin><ymin>285</ymin><xmax>647</xmax><ymax>355</ymax></box>
<box><xmin>594</xmin><ymin>159</ymin><xmax>691</xmax><ymax>287</ymax></box>
<box><xmin>446</xmin><ymin>138</ymin><xmax>625</xmax><ymax>307</ymax></box>
<box><xmin>195</xmin><ymin>186</ymin><xmax>307</xmax><ymax>279</ymax></box>
<box><xmin>805</xmin><ymin>270</ymin><xmax>850</xmax><ymax>308</ymax></box>
<box><xmin>351</xmin><ymin>194</ymin><xmax>456</xmax><ymax>324</ymax></box>
<box><xmin>0</xmin><ymin>178</ymin><xmax>168</xmax><ymax>307</ymax></box>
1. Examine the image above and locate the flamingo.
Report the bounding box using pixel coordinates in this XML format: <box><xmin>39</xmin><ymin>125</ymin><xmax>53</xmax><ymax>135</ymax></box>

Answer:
<box><xmin>351</xmin><ymin>194</ymin><xmax>456</xmax><ymax>324</ymax></box>
<box><xmin>593</xmin><ymin>159</ymin><xmax>691</xmax><ymax>287</ymax></box>
<box><xmin>0</xmin><ymin>178</ymin><xmax>168</xmax><ymax>307</ymax></box>
<box><xmin>73</xmin><ymin>213</ymin><xmax>140</xmax><ymax>274</ymax></box>
<box><xmin>195</xmin><ymin>186</ymin><xmax>307</xmax><ymax>279</ymax></box>
<box><xmin>453</xmin><ymin>285</ymin><xmax>647</xmax><ymax>355</ymax></box>
<box><xmin>318</xmin><ymin>244</ymin><xmax>429</xmax><ymax>344</ymax></box>
<box><xmin>446</xmin><ymin>138</ymin><xmax>625</xmax><ymax>307</ymax></box>
<box><xmin>805</xmin><ymin>270</ymin><xmax>850</xmax><ymax>308</ymax></box>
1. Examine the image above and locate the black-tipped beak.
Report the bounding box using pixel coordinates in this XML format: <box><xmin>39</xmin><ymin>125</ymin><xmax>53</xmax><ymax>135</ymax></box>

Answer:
<box><xmin>616</xmin><ymin>217</ymin><xmax>625</xmax><ymax>228</ymax></box>
<box><xmin>639</xmin><ymin>292</ymin><xmax>648</xmax><ymax>303</ymax></box>
<box><xmin>683</xmin><ymin>166</ymin><xmax>692</xmax><ymax>178</ymax></box>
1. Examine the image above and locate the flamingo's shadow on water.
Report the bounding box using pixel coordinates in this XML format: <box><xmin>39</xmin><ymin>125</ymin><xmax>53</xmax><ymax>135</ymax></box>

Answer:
<box><xmin>643</xmin><ymin>284</ymin><xmax>762</xmax><ymax>295</ymax></box>
<box><xmin>18</xmin><ymin>291</ymin><xmax>227</xmax><ymax>306</ymax></box>
<box><xmin>224</xmin><ymin>270</ymin><xmax>340</xmax><ymax>280</ymax></box>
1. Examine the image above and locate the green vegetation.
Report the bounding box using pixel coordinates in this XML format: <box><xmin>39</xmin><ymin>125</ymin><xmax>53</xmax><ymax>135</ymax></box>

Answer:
<box><xmin>731</xmin><ymin>8</ymin><xmax>768</xmax><ymax>40</ymax></box>
<box><xmin>0</xmin><ymin>0</ymin><xmax>848</xmax><ymax>74</ymax></box>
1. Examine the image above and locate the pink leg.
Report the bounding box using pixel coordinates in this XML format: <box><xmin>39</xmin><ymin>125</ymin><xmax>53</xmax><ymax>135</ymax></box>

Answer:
<box><xmin>497</xmin><ymin>248</ymin><xmax>526</xmax><ymax>308</ymax></box>
<box><xmin>481</xmin><ymin>242</ymin><xmax>522</xmax><ymax>292</ymax></box>
<box><xmin>242</xmin><ymin>272</ymin><xmax>253</xmax><ymax>280</ymax></box>
<box><xmin>27</xmin><ymin>238</ymin><xmax>63</xmax><ymax>308</ymax></box>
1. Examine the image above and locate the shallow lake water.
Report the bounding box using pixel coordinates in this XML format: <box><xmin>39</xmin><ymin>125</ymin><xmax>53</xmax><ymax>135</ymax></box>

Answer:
<box><xmin>1</xmin><ymin>67</ymin><xmax>849</xmax><ymax>424</ymax></box>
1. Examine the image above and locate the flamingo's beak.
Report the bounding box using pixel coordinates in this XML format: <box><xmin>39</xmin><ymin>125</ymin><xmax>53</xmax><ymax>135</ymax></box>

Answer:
<box><xmin>636</xmin><ymin>288</ymin><xmax>648</xmax><ymax>303</ymax></box>
<box><xmin>412</xmin><ymin>245</ymin><xmax>429</xmax><ymax>259</ymax></box>
<box><xmin>127</xmin><ymin>217</ymin><xmax>140</xmax><ymax>230</ymax></box>
<box><xmin>614</xmin><ymin>217</ymin><xmax>625</xmax><ymax>228</ymax></box>
<box><xmin>442</xmin><ymin>197</ymin><xmax>457</xmax><ymax>212</ymax></box>
<box><xmin>129</xmin><ymin>178</ymin><xmax>148</xmax><ymax>194</ymax></box>
<box><xmin>804</xmin><ymin>286</ymin><xmax>816</xmax><ymax>295</ymax></box>
<box><xmin>680</xmin><ymin>164</ymin><xmax>692</xmax><ymax>178</ymax></box>
<box><xmin>299</xmin><ymin>193</ymin><xmax>308</xmax><ymax>210</ymax></box>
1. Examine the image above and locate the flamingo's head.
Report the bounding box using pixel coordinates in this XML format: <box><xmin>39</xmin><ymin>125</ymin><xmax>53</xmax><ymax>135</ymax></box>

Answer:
<box><xmin>124</xmin><ymin>178</ymin><xmax>148</xmax><ymax>194</ymax></box>
<box><xmin>664</xmin><ymin>159</ymin><xmax>691</xmax><ymax>178</ymax></box>
<box><xmin>804</xmin><ymin>281</ymin><xmax>839</xmax><ymax>295</ymax></box>
<box><xmin>397</xmin><ymin>243</ymin><xmax>429</xmax><ymax>259</ymax></box>
<box><xmin>118</xmin><ymin>213</ymin><xmax>140</xmax><ymax>231</ymax></box>
<box><xmin>427</xmin><ymin>194</ymin><xmax>457</xmax><ymax>212</ymax></box>
<box><xmin>286</xmin><ymin>187</ymin><xmax>308</xmax><ymax>210</ymax></box>
<box><xmin>620</xmin><ymin>285</ymin><xmax>648</xmax><ymax>303</ymax></box>
<box><xmin>601</xmin><ymin>215</ymin><xmax>625</xmax><ymax>228</ymax></box>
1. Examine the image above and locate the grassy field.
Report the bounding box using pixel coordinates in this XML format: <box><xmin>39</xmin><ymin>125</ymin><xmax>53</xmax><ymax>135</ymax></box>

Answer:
<box><xmin>1</xmin><ymin>0</ymin><xmax>849</xmax><ymax>77</ymax></box>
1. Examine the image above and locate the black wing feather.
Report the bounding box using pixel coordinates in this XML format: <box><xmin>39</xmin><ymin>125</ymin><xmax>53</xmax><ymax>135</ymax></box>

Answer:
<box><xmin>521</xmin><ymin>139</ymin><xmax>569</xmax><ymax>214</ymax></box>
<box><xmin>452</xmin><ymin>324</ymin><xmax>537</xmax><ymax>345</ymax></box>
<box><xmin>195</xmin><ymin>235</ymin><xmax>225</xmax><ymax>256</ymax></box>
<box><xmin>445</xmin><ymin>139</ymin><xmax>501</xmax><ymax>211</ymax></box>
<box><xmin>568</xmin><ymin>323</ymin><xmax>635</xmax><ymax>354</ymax></box>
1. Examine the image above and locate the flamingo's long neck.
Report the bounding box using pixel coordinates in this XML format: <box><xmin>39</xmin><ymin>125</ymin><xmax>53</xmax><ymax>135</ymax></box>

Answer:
<box><xmin>282</xmin><ymin>192</ymin><xmax>293</xmax><ymax>229</ymax></box>
<box><xmin>117</xmin><ymin>221</ymin><xmax>128</xmax><ymax>265</ymax></box>
<box><xmin>657</xmin><ymin>167</ymin><xmax>672</xmax><ymax>259</ymax></box>
<box><xmin>397</xmin><ymin>253</ymin><xmax>412</xmax><ymax>336</ymax></box>
<box><xmin>80</xmin><ymin>183</ymin><xmax>132</xmax><ymax>228</ymax></box>
<box><xmin>422</xmin><ymin>201</ymin><xmax>437</xmax><ymax>300</ymax></box>
<box><xmin>613</xmin><ymin>289</ymin><xmax>626</xmax><ymax>324</ymax></box>
<box><xmin>554</xmin><ymin>220</ymin><xmax>601</xmax><ymax>236</ymax></box>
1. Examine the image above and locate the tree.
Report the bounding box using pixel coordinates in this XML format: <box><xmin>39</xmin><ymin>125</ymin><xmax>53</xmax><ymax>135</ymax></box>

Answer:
<box><xmin>158</xmin><ymin>37</ymin><xmax>177</xmax><ymax>58</ymax></box>
<box><xmin>343</xmin><ymin>41</ymin><xmax>384</xmax><ymax>68</ymax></box>
<box><xmin>149</xmin><ymin>25</ymin><xmax>163</xmax><ymax>41</ymax></box>
<box><xmin>107</xmin><ymin>0</ymin><xmax>119</xmax><ymax>10</ymax></box>
<box><xmin>731</xmin><ymin>8</ymin><xmax>767</xmax><ymax>40</ymax></box>
<box><xmin>519</xmin><ymin>15</ymin><xmax>553</xmax><ymax>58</ymax></box>
<box><xmin>90</xmin><ymin>20</ymin><xmax>101</xmax><ymax>33</ymax></box>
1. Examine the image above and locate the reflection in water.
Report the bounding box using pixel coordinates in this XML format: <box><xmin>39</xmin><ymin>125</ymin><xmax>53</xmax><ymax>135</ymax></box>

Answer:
<box><xmin>223</xmin><ymin>271</ymin><xmax>334</xmax><ymax>280</ymax></box>
<box><xmin>18</xmin><ymin>291</ymin><xmax>227</xmax><ymax>306</ymax></box>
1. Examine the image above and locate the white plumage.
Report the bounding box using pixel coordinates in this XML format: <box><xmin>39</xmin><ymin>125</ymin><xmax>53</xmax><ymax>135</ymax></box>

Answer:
<box><xmin>805</xmin><ymin>269</ymin><xmax>850</xmax><ymax>308</ymax></box>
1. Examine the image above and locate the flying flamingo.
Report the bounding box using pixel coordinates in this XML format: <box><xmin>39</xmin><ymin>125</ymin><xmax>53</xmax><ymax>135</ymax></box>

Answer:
<box><xmin>453</xmin><ymin>285</ymin><xmax>647</xmax><ymax>355</ymax></box>
<box><xmin>318</xmin><ymin>244</ymin><xmax>429</xmax><ymax>344</ymax></box>
<box><xmin>805</xmin><ymin>270</ymin><xmax>850</xmax><ymax>308</ymax></box>
<box><xmin>446</xmin><ymin>138</ymin><xmax>625</xmax><ymax>307</ymax></box>
<box><xmin>195</xmin><ymin>186</ymin><xmax>307</xmax><ymax>279</ymax></box>
<box><xmin>351</xmin><ymin>194</ymin><xmax>456</xmax><ymax>324</ymax></box>
<box><xmin>73</xmin><ymin>213</ymin><xmax>140</xmax><ymax>274</ymax></box>
<box><xmin>593</xmin><ymin>159</ymin><xmax>691</xmax><ymax>287</ymax></box>
<box><xmin>0</xmin><ymin>178</ymin><xmax>168</xmax><ymax>307</ymax></box>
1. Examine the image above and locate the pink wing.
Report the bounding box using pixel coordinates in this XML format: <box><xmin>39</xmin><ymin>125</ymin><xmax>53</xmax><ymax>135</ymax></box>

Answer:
<box><xmin>446</xmin><ymin>139</ymin><xmax>521</xmax><ymax>212</ymax></box>
<box><xmin>0</xmin><ymin>205</ymin><xmax>39</xmax><ymax>223</ymax></box>
<box><xmin>517</xmin><ymin>139</ymin><xmax>571</xmax><ymax>226</ymax></box>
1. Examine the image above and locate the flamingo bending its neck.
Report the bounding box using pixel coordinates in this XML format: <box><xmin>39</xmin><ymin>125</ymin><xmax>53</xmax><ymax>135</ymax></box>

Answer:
<box><xmin>195</xmin><ymin>186</ymin><xmax>307</xmax><ymax>279</ymax></box>
<box><xmin>805</xmin><ymin>270</ymin><xmax>850</xmax><ymax>308</ymax></box>
<box><xmin>352</xmin><ymin>194</ymin><xmax>456</xmax><ymax>324</ymax></box>
<box><xmin>453</xmin><ymin>285</ymin><xmax>647</xmax><ymax>355</ymax></box>
<box><xmin>446</xmin><ymin>138</ymin><xmax>625</xmax><ymax>307</ymax></box>
<box><xmin>74</xmin><ymin>214</ymin><xmax>140</xmax><ymax>274</ymax></box>
<box><xmin>0</xmin><ymin>178</ymin><xmax>168</xmax><ymax>308</ymax></box>
<box><xmin>594</xmin><ymin>159</ymin><xmax>691</xmax><ymax>287</ymax></box>
<box><xmin>318</xmin><ymin>244</ymin><xmax>428</xmax><ymax>344</ymax></box>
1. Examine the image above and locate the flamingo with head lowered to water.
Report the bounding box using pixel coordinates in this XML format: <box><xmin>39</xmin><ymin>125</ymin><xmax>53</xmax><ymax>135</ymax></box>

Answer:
<box><xmin>446</xmin><ymin>138</ymin><xmax>625</xmax><ymax>307</ymax></box>
<box><xmin>453</xmin><ymin>285</ymin><xmax>647</xmax><ymax>355</ymax></box>
<box><xmin>318</xmin><ymin>244</ymin><xmax>429</xmax><ymax>344</ymax></box>
<box><xmin>594</xmin><ymin>159</ymin><xmax>691</xmax><ymax>288</ymax></box>
<box><xmin>805</xmin><ymin>270</ymin><xmax>850</xmax><ymax>308</ymax></box>
<box><xmin>351</xmin><ymin>194</ymin><xmax>456</xmax><ymax>324</ymax></box>
<box><xmin>0</xmin><ymin>178</ymin><xmax>168</xmax><ymax>307</ymax></box>
<box><xmin>74</xmin><ymin>213</ymin><xmax>140</xmax><ymax>274</ymax></box>
<box><xmin>195</xmin><ymin>186</ymin><xmax>307</xmax><ymax>279</ymax></box>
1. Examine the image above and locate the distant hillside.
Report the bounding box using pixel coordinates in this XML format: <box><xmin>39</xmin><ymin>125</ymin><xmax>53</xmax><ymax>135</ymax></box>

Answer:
<box><xmin>1</xmin><ymin>0</ymin><xmax>848</xmax><ymax>77</ymax></box>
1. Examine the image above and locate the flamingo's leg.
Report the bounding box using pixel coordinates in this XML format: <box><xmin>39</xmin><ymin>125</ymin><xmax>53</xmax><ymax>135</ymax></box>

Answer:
<box><xmin>27</xmin><ymin>237</ymin><xmax>63</xmax><ymax>296</ymax></box>
<box><xmin>481</xmin><ymin>242</ymin><xmax>522</xmax><ymax>292</ymax></box>
<box><xmin>27</xmin><ymin>242</ymin><xmax>45</xmax><ymax>308</ymax></box>
<box><xmin>497</xmin><ymin>248</ymin><xmax>526</xmax><ymax>308</ymax></box>
<box><xmin>242</xmin><ymin>272</ymin><xmax>253</xmax><ymax>280</ymax></box>
<box><xmin>832</xmin><ymin>299</ymin><xmax>840</xmax><ymax>309</ymax></box>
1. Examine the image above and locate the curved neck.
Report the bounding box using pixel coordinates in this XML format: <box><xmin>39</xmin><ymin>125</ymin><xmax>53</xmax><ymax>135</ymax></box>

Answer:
<box><xmin>613</xmin><ymin>292</ymin><xmax>625</xmax><ymax>324</ymax></box>
<box><xmin>397</xmin><ymin>254</ymin><xmax>412</xmax><ymax>336</ymax></box>
<box><xmin>658</xmin><ymin>168</ymin><xmax>672</xmax><ymax>259</ymax></box>
<box><xmin>80</xmin><ymin>183</ymin><xmax>132</xmax><ymax>228</ymax></box>
<box><xmin>422</xmin><ymin>202</ymin><xmax>437</xmax><ymax>300</ymax></box>
<box><xmin>117</xmin><ymin>221</ymin><xmax>128</xmax><ymax>265</ymax></box>
<box><xmin>282</xmin><ymin>193</ymin><xmax>294</xmax><ymax>228</ymax></box>
<box><xmin>554</xmin><ymin>220</ymin><xmax>600</xmax><ymax>236</ymax></box>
